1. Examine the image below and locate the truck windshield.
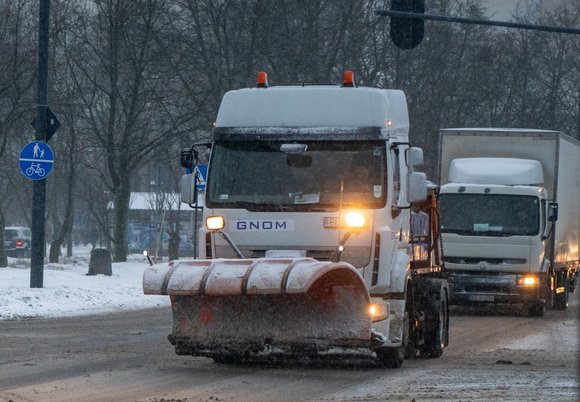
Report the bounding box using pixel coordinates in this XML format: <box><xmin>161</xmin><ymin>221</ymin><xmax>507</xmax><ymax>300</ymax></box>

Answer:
<box><xmin>206</xmin><ymin>140</ymin><xmax>387</xmax><ymax>211</ymax></box>
<box><xmin>439</xmin><ymin>194</ymin><xmax>540</xmax><ymax>236</ymax></box>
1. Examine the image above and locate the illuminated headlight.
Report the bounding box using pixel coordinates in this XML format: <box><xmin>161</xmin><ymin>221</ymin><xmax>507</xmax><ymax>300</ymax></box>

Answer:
<box><xmin>345</xmin><ymin>211</ymin><xmax>366</xmax><ymax>228</ymax></box>
<box><xmin>517</xmin><ymin>275</ymin><xmax>539</xmax><ymax>286</ymax></box>
<box><xmin>206</xmin><ymin>216</ymin><xmax>225</xmax><ymax>231</ymax></box>
<box><xmin>368</xmin><ymin>298</ymin><xmax>389</xmax><ymax>322</ymax></box>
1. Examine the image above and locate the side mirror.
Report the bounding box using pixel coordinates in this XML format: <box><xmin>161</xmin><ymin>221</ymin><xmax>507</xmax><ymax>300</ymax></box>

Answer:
<box><xmin>548</xmin><ymin>202</ymin><xmax>558</xmax><ymax>222</ymax></box>
<box><xmin>407</xmin><ymin>171</ymin><xmax>427</xmax><ymax>203</ymax></box>
<box><xmin>180</xmin><ymin>173</ymin><xmax>197</xmax><ymax>205</ymax></box>
<box><xmin>180</xmin><ymin>149</ymin><xmax>197</xmax><ymax>170</ymax></box>
<box><xmin>406</xmin><ymin>147</ymin><xmax>424</xmax><ymax>171</ymax></box>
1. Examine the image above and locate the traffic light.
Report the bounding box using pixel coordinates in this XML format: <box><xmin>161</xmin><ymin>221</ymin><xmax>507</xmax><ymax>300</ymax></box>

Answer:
<box><xmin>390</xmin><ymin>0</ymin><xmax>425</xmax><ymax>50</ymax></box>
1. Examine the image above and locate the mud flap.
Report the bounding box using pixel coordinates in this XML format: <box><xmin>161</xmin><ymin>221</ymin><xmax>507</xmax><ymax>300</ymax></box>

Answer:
<box><xmin>144</xmin><ymin>258</ymin><xmax>375</xmax><ymax>358</ymax></box>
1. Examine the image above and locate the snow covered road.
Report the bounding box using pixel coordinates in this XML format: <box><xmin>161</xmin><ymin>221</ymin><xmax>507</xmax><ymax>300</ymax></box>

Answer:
<box><xmin>1</xmin><ymin>253</ymin><xmax>578</xmax><ymax>401</ymax></box>
<box><xmin>0</xmin><ymin>293</ymin><xmax>577</xmax><ymax>401</ymax></box>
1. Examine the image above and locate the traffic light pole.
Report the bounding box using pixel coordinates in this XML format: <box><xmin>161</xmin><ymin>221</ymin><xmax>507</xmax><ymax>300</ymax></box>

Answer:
<box><xmin>30</xmin><ymin>0</ymin><xmax>51</xmax><ymax>288</ymax></box>
<box><xmin>376</xmin><ymin>10</ymin><xmax>580</xmax><ymax>35</ymax></box>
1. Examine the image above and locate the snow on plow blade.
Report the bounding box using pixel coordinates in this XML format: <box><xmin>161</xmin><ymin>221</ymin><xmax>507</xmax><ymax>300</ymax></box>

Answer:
<box><xmin>143</xmin><ymin>258</ymin><xmax>375</xmax><ymax>359</ymax></box>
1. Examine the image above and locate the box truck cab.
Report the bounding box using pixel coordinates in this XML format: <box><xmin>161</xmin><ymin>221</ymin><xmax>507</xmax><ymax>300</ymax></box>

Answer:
<box><xmin>438</xmin><ymin>128</ymin><xmax>580</xmax><ymax>316</ymax></box>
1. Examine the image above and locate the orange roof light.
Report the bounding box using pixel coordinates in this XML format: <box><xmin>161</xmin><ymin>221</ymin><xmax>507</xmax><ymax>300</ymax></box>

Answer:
<box><xmin>256</xmin><ymin>71</ymin><xmax>268</xmax><ymax>88</ymax></box>
<box><xmin>342</xmin><ymin>70</ymin><xmax>355</xmax><ymax>87</ymax></box>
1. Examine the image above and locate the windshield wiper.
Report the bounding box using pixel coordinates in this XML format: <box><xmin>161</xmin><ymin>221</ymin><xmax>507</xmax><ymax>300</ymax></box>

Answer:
<box><xmin>443</xmin><ymin>229</ymin><xmax>513</xmax><ymax>237</ymax></box>
<box><xmin>441</xmin><ymin>229</ymin><xmax>473</xmax><ymax>235</ymax></box>
<box><xmin>238</xmin><ymin>202</ymin><xmax>298</xmax><ymax>212</ymax></box>
<box><xmin>474</xmin><ymin>231</ymin><xmax>513</xmax><ymax>237</ymax></box>
<box><xmin>213</xmin><ymin>200</ymin><xmax>339</xmax><ymax>212</ymax></box>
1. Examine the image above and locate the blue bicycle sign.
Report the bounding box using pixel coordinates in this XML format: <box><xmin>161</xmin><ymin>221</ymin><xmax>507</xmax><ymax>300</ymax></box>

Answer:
<box><xmin>19</xmin><ymin>141</ymin><xmax>54</xmax><ymax>181</ymax></box>
<box><xmin>25</xmin><ymin>162</ymin><xmax>47</xmax><ymax>178</ymax></box>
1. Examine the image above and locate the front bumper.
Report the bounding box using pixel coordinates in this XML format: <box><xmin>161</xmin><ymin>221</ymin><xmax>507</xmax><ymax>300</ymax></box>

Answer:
<box><xmin>448</xmin><ymin>272</ymin><xmax>542</xmax><ymax>305</ymax></box>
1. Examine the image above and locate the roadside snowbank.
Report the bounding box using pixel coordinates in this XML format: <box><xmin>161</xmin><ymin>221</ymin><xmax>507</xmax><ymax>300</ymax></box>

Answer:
<box><xmin>0</xmin><ymin>250</ymin><xmax>169</xmax><ymax>321</ymax></box>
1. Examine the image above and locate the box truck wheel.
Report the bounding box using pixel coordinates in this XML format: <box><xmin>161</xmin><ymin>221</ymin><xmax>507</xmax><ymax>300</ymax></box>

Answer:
<box><xmin>420</xmin><ymin>285</ymin><xmax>449</xmax><ymax>359</ymax></box>
<box><xmin>527</xmin><ymin>301</ymin><xmax>545</xmax><ymax>317</ymax></box>
<box><xmin>212</xmin><ymin>355</ymin><xmax>240</xmax><ymax>364</ymax></box>
<box><xmin>553</xmin><ymin>273</ymin><xmax>569</xmax><ymax>310</ymax></box>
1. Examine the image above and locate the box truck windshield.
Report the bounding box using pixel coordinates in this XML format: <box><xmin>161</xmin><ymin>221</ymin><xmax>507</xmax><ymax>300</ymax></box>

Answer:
<box><xmin>439</xmin><ymin>194</ymin><xmax>540</xmax><ymax>236</ymax></box>
<box><xmin>206</xmin><ymin>140</ymin><xmax>387</xmax><ymax>210</ymax></box>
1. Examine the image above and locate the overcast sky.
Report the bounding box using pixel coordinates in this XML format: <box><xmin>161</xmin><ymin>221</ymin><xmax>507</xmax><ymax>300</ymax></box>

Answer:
<box><xmin>482</xmin><ymin>0</ymin><xmax>570</xmax><ymax>21</ymax></box>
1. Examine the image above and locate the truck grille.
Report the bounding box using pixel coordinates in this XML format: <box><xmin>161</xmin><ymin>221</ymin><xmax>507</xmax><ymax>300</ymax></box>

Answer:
<box><xmin>247</xmin><ymin>249</ymin><xmax>335</xmax><ymax>261</ymax></box>
<box><xmin>444</xmin><ymin>257</ymin><xmax>526</xmax><ymax>265</ymax></box>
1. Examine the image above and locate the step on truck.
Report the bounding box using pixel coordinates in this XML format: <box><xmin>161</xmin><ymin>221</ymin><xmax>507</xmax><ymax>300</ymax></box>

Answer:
<box><xmin>438</xmin><ymin>128</ymin><xmax>580</xmax><ymax>316</ymax></box>
<box><xmin>144</xmin><ymin>72</ymin><xmax>449</xmax><ymax>367</ymax></box>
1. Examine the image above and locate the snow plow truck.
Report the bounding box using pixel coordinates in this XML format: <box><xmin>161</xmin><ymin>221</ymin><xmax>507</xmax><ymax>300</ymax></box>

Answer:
<box><xmin>143</xmin><ymin>72</ymin><xmax>449</xmax><ymax>367</ymax></box>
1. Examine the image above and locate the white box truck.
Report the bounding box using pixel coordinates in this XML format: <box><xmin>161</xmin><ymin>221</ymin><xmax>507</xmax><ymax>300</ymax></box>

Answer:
<box><xmin>144</xmin><ymin>72</ymin><xmax>449</xmax><ymax>367</ymax></box>
<box><xmin>438</xmin><ymin>128</ymin><xmax>580</xmax><ymax>316</ymax></box>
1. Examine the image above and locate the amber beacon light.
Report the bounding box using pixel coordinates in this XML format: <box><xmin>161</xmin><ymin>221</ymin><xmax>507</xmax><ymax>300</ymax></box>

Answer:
<box><xmin>256</xmin><ymin>71</ymin><xmax>268</xmax><ymax>88</ymax></box>
<box><xmin>342</xmin><ymin>70</ymin><xmax>355</xmax><ymax>87</ymax></box>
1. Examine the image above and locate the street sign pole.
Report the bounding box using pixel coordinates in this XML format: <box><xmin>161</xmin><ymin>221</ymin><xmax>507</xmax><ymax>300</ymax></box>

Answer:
<box><xmin>30</xmin><ymin>0</ymin><xmax>51</xmax><ymax>288</ymax></box>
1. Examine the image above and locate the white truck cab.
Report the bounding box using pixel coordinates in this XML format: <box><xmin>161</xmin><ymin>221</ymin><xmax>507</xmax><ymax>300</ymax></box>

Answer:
<box><xmin>152</xmin><ymin>72</ymin><xmax>449</xmax><ymax>367</ymax></box>
<box><xmin>438</xmin><ymin>129</ymin><xmax>580</xmax><ymax>316</ymax></box>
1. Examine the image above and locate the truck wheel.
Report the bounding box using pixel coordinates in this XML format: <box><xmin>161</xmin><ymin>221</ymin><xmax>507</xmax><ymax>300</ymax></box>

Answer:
<box><xmin>377</xmin><ymin>345</ymin><xmax>405</xmax><ymax>368</ymax></box>
<box><xmin>527</xmin><ymin>301</ymin><xmax>545</xmax><ymax>317</ymax></box>
<box><xmin>553</xmin><ymin>274</ymin><xmax>569</xmax><ymax>310</ymax></box>
<box><xmin>212</xmin><ymin>355</ymin><xmax>239</xmax><ymax>364</ymax></box>
<box><xmin>420</xmin><ymin>287</ymin><xmax>449</xmax><ymax>359</ymax></box>
<box><xmin>377</xmin><ymin>312</ymin><xmax>409</xmax><ymax>368</ymax></box>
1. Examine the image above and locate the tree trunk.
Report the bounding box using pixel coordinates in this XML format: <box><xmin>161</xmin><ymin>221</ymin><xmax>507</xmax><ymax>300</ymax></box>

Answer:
<box><xmin>112</xmin><ymin>178</ymin><xmax>131</xmax><ymax>262</ymax></box>
<box><xmin>48</xmin><ymin>240</ymin><xmax>61</xmax><ymax>263</ymax></box>
<box><xmin>0</xmin><ymin>210</ymin><xmax>8</xmax><ymax>267</ymax></box>
<box><xmin>67</xmin><ymin>232</ymin><xmax>73</xmax><ymax>257</ymax></box>
<box><xmin>48</xmin><ymin>136</ymin><xmax>76</xmax><ymax>263</ymax></box>
<box><xmin>168</xmin><ymin>231</ymin><xmax>180</xmax><ymax>261</ymax></box>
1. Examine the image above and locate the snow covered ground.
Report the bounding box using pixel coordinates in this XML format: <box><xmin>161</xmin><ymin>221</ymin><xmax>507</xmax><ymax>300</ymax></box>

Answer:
<box><xmin>0</xmin><ymin>247</ymin><xmax>170</xmax><ymax>321</ymax></box>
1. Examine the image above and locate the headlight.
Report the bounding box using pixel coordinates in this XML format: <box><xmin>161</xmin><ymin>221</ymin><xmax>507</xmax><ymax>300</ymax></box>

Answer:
<box><xmin>345</xmin><ymin>211</ymin><xmax>365</xmax><ymax>228</ymax></box>
<box><xmin>517</xmin><ymin>275</ymin><xmax>539</xmax><ymax>286</ymax></box>
<box><xmin>206</xmin><ymin>216</ymin><xmax>225</xmax><ymax>231</ymax></box>
<box><xmin>368</xmin><ymin>298</ymin><xmax>389</xmax><ymax>322</ymax></box>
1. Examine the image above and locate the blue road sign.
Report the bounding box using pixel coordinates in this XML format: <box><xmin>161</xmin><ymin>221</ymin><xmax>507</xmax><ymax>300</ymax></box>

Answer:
<box><xmin>19</xmin><ymin>141</ymin><xmax>54</xmax><ymax>181</ymax></box>
<box><xmin>195</xmin><ymin>164</ymin><xmax>207</xmax><ymax>190</ymax></box>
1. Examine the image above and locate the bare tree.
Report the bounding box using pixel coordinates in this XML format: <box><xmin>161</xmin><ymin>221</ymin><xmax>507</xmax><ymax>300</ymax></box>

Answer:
<box><xmin>62</xmin><ymin>0</ymin><xmax>192</xmax><ymax>261</ymax></box>
<box><xmin>0</xmin><ymin>0</ymin><xmax>37</xmax><ymax>266</ymax></box>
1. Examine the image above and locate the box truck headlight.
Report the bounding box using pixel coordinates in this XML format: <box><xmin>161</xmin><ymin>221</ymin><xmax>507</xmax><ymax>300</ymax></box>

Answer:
<box><xmin>206</xmin><ymin>216</ymin><xmax>225</xmax><ymax>231</ymax></box>
<box><xmin>345</xmin><ymin>211</ymin><xmax>366</xmax><ymax>228</ymax></box>
<box><xmin>517</xmin><ymin>275</ymin><xmax>539</xmax><ymax>286</ymax></box>
<box><xmin>368</xmin><ymin>298</ymin><xmax>389</xmax><ymax>322</ymax></box>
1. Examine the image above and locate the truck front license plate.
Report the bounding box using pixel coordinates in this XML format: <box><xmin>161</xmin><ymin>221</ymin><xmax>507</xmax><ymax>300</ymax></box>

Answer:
<box><xmin>323</xmin><ymin>217</ymin><xmax>340</xmax><ymax>228</ymax></box>
<box><xmin>469</xmin><ymin>295</ymin><xmax>494</xmax><ymax>302</ymax></box>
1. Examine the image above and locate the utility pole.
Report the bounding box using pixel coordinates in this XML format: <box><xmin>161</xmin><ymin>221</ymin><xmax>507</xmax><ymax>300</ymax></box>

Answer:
<box><xmin>30</xmin><ymin>0</ymin><xmax>52</xmax><ymax>288</ymax></box>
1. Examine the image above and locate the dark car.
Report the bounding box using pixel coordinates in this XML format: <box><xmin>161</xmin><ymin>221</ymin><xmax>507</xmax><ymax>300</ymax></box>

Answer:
<box><xmin>4</xmin><ymin>226</ymin><xmax>32</xmax><ymax>258</ymax></box>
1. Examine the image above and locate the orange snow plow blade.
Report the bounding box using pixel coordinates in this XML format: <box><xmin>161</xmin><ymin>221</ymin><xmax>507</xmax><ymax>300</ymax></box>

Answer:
<box><xmin>143</xmin><ymin>258</ymin><xmax>378</xmax><ymax>359</ymax></box>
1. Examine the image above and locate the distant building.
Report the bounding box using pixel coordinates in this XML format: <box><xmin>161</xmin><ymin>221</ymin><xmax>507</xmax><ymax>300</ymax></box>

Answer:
<box><xmin>107</xmin><ymin>191</ymin><xmax>203</xmax><ymax>257</ymax></box>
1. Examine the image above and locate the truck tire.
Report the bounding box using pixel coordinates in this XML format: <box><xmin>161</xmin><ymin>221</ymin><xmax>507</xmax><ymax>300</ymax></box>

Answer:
<box><xmin>377</xmin><ymin>345</ymin><xmax>405</xmax><ymax>368</ymax></box>
<box><xmin>420</xmin><ymin>286</ymin><xmax>449</xmax><ymax>359</ymax></box>
<box><xmin>377</xmin><ymin>311</ymin><xmax>409</xmax><ymax>368</ymax></box>
<box><xmin>553</xmin><ymin>274</ymin><xmax>569</xmax><ymax>310</ymax></box>
<box><xmin>527</xmin><ymin>301</ymin><xmax>545</xmax><ymax>317</ymax></box>
<box><xmin>212</xmin><ymin>355</ymin><xmax>239</xmax><ymax>364</ymax></box>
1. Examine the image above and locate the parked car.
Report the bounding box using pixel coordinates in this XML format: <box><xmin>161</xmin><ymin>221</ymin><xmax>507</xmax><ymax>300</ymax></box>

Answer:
<box><xmin>4</xmin><ymin>226</ymin><xmax>32</xmax><ymax>258</ymax></box>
